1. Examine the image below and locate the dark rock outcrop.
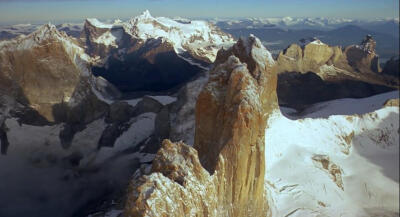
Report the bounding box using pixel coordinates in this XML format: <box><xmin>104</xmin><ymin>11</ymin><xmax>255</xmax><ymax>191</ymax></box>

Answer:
<box><xmin>0</xmin><ymin>122</ymin><xmax>9</xmax><ymax>155</ymax></box>
<box><xmin>382</xmin><ymin>56</ymin><xmax>400</xmax><ymax>77</ymax></box>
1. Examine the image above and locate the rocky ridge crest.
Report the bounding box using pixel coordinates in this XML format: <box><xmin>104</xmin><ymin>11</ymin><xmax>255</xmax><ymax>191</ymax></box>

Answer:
<box><xmin>124</xmin><ymin>35</ymin><xmax>278</xmax><ymax>217</ymax></box>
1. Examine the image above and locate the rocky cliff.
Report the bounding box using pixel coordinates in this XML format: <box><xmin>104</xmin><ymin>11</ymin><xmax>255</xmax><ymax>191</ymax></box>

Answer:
<box><xmin>0</xmin><ymin>24</ymin><xmax>115</xmax><ymax>124</ymax></box>
<box><xmin>0</xmin><ymin>24</ymin><xmax>86</xmax><ymax>121</ymax></box>
<box><xmin>276</xmin><ymin>36</ymin><xmax>397</xmax><ymax>109</ymax></box>
<box><xmin>124</xmin><ymin>35</ymin><xmax>277</xmax><ymax>217</ymax></box>
<box><xmin>277</xmin><ymin>35</ymin><xmax>385</xmax><ymax>77</ymax></box>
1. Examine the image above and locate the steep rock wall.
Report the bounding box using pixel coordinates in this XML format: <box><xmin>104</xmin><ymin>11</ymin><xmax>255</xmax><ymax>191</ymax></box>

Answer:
<box><xmin>124</xmin><ymin>35</ymin><xmax>277</xmax><ymax>217</ymax></box>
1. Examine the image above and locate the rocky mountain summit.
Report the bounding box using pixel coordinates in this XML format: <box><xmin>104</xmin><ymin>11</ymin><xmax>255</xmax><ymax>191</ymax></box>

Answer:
<box><xmin>0</xmin><ymin>12</ymin><xmax>236</xmax><ymax>217</ymax></box>
<box><xmin>122</xmin><ymin>34</ymin><xmax>399</xmax><ymax>217</ymax></box>
<box><xmin>276</xmin><ymin>35</ymin><xmax>397</xmax><ymax>109</ymax></box>
<box><xmin>0</xmin><ymin>11</ymin><xmax>398</xmax><ymax>217</ymax></box>
<box><xmin>81</xmin><ymin>11</ymin><xmax>235</xmax><ymax>92</ymax></box>
<box><xmin>86</xmin><ymin>10</ymin><xmax>234</xmax><ymax>63</ymax></box>
<box><xmin>277</xmin><ymin>35</ymin><xmax>387</xmax><ymax>77</ymax></box>
<box><xmin>124</xmin><ymin>35</ymin><xmax>277</xmax><ymax>217</ymax></box>
<box><xmin>0</xmin><ymin>24</ymin><xmax>109</xmax><ymax>122</ymax></box>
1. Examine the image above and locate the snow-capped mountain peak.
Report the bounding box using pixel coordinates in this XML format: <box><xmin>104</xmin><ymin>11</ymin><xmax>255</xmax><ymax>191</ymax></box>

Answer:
<box><xmin>139</xmin><ymin>9</ymin><xmax>152</xmax><ymax>20</ymax></box>
<box><xmin>128</xmin><ymin>10</ymin><xmax>155</xmax><ymax>26</ymax></box>
<box><xmin>0</xmin><ymin>22</ymin><xmax>90</xmax><ymax>75</ymax></box>
<box><xmin>0</xmin><ymin>22</ymin><xmax>67</xmax><ymax>50</ymax></box>
<box><xmin>30</xmin><ymin>23</ymin><xmax>64</xmax><ymax>42</ymax></box>
<box><xmin>86</xmin><ymin>10</ymin><xmax>235</xmax><ymax>63</ymax></box>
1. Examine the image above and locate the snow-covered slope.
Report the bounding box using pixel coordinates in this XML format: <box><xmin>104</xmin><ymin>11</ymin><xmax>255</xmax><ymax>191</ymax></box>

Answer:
<box><xmin>266</xmin><ymin>91</ymin><xmax>399</xmax><ymax>217</ymax></box>
<box><xmin>298</xmin><ymin>91</ymin><xmax>399</xmax><ymax>118</ymax></box>
<box><xmin>86</xmin><ymin>10</ymin><xmax>234</xmax><ymax>63</ymax></box>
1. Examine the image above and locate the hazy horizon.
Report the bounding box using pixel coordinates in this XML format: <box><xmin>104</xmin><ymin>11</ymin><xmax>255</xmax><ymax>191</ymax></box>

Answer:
<box><xmin>0</xmin><ymin>0</ymin><xmax>399</xmax><ymax>25</ymax></box>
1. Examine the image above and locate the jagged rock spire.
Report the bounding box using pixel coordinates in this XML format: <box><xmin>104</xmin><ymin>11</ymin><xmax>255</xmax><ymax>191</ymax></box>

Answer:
<box><xmin>360</xmin><ymin>34</ymin><xmax>376</xmax><ymax>54</ymax></box>
<box><xmin>124</xmin><ymin>35</ymin><xmax>278</xmax><ymax>217</ymax></box>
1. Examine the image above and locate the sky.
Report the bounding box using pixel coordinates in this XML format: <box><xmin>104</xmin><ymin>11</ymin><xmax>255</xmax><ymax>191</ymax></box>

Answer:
<box><xmin>0</xmin><ymin>0</ymin><xmax>399</xmax><ymax>24</ymax></box>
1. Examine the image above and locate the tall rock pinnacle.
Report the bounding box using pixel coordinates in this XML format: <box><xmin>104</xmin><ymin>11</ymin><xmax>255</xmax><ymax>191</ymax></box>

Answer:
<box><xmin>344</xmin><ymin>34</ymin><xmax>381</xmax><ymax>73</ymax></box>
<box><xmin>124</xmin><ymin>35</ymin><xmax>278</xmax><ymax>217</ymax></box>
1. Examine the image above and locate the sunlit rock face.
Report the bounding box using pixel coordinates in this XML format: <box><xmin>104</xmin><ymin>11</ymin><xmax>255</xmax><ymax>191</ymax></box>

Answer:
<box><xmin>0</xmin><ymin>24</ymin><xmax>83</xmax><ymax>121</ymax></box>
<box><xmin>275</xmin><ymin>36</ymin><xmax>397</xmax><ymax>109</ymax></box>
<box><xmin>124</xmin><ymin>35</ymin><xmax>277</xmax><ymax>217</ymax></box>
<box><xmin>276</xmin><ymin>35</ymin><xmax>382</xmax><ymax>75</ymax></box>
<box><xmin>344</xmin><ymin>34</ymin><xmax>381</xmax><ymax>74</ymax></box>
<box><xmin>0</xmin><ymin>24</ymin><xmax>106</xmax><ymax>122</ymax></box>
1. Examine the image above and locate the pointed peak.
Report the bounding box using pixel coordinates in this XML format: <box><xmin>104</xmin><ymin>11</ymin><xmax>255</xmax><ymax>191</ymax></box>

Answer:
<box><xmin>33</xmin><ymin>23</ymin><xmax>60</xmax><ymax>39</ymax></box>
<box><xmin>361</xmin><ymin>34</ymin><xmax>375</xmax><ymax>45</ymax></box>
<box><xmin>237</xmin><ymin>34</ymin><xmax>268</xmax><ymax>55</ymax></box>
<box><xmin>360</xmin><ymin>34</ymin><xmax>376</xmax><ymax>53</ymax></box>
<box><xmin>133</xmin><ymin>10</ymin><xmax>154</xmax><ymax>22</ymax></box>
<box><xmin>215</xmin><ymin>34</ymin><xmax>274</xmax><ymax>75</ymax></box>
<box><xmin>37</xmin><ymin>22</ymin><xmax>57</xmax><ymax>31</ymax></box>
<box><xmin>141</xmin><ymin>10</ymin><xmax>152</xmax><ymax>19</ymax></box>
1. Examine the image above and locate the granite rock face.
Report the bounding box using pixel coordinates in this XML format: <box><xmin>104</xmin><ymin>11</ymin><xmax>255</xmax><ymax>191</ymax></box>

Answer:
<box><xmin>124</xmin><ymin>35</ymin><xmax>277</xmax><ymax>217</ymax></box>
<box><xmin>0</xmin><ymin>24</ymin><xmax>111</xmax><ymax>123</ymax></box>
<box><xmin>276</xmin><ymin>36</ymin><xmax>397</xmax><ymax>109</ymax></box>
<box><xmin>277</xmin><ymin>36</ymin><xmax>383</xmax><ymax>75</ymax></box>
<box><xmin>344</xmin><ymin>35</ymin><xmax>381</xmax><ymax>74</ymax></box>
<box><xmin>0</xmin><ymin>24</ymin><xmax>83</xmax><ymax>121</ymax></box>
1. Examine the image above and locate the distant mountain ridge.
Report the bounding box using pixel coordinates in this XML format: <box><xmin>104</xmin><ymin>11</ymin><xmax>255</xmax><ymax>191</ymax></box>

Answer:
<box><xmin>212</xmin><ymin>17</ymin><xmax>399</xmax><ymax>34</ymax></box>
<box><xmin>224</xmin><ymin>24</ymin><xmax>399</xmax><ymax>62</ymax></box>
<box><xmin>0</xmin><ymin>11</ymin><xmax>398</xmax><ymax>217</ymax></box>
<box><xmin>1</xmin><ymin>16</ymin><xmax>398</xmax><ymax>40</ymax></box>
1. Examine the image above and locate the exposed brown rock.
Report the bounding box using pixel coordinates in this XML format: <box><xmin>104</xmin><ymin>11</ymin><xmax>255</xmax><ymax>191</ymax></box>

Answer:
<box><xmin>384</xmin><ymin>98</ymin><xmax>399</xmax><ymax>107</ymax></box>
<box><xmin>276</xmin><ymin>36</ymin><xmax>398</xmax><ymax>109</ymax></box>
<box><xmin>81</xmin><ymin>19</ymin><xmax>127</xmax><ymax>59</ymax></box>
<box><xmin>312</xmin><ymin>155</ymin><xmax>344</xmax><ymax>190</ymax></box>
<box><xmin>0</xmin><ymin>24</ymin><xmax>110</xmax><ymax>128</ymax></box>
<box><xmin>124</xmin><ymin>35</ymin><xmax>277</xmax><ymax>217</ymax></box>
<box><xmin>194</xmin><ymin>35</ymin><xmax>277</xmax><ymax>216</ymax></box>
<box><xmin>277</xmin><ymin>36</ymin><xmax>383</xmax><ymax>76</ymax></box>
<box><xmin>0</xmin><ymin>27</ymin><xmax>82</xmax><ymax>121</ymax></box>
<box><xmin>277</xmin><ymin>41</ymin><xmax>334</xmax><ymax>73</ymax></box>
<box><xmin>344</xmin><ymin>36</ymin><xmax>381</xmax><ymax>74</ymax></box>
<box><xmin>125</xmin><ymin>140</ymin><xmax>217</xmax><ymax>216</ymax></box>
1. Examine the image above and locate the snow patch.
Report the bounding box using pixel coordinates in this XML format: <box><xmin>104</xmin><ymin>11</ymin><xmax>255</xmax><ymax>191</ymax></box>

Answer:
<box><xmin>93</xmin><ymin>112</ymin><xmax>156</xmax><ymax>165</ymax></box>
<box><xmin>147</xmin><ymin>95</ymin><xmax>177</xmax><ymax>105</ymax></box>
<box><xmin>266</xmin><ymin>93</ymin><xmax>399</xmax><ymax>216</ymax></box>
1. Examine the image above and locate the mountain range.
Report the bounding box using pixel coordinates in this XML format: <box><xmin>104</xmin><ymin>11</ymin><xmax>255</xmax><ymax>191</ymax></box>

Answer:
<box><xmin>0</xmin><ymin>10</ymin><xmax>398</xmax><ymax>217</ymax></box>
<box><xmin>211</xmin><ymin>17</ymin><xmax>399</xmax><ymax>35</ymax></box>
